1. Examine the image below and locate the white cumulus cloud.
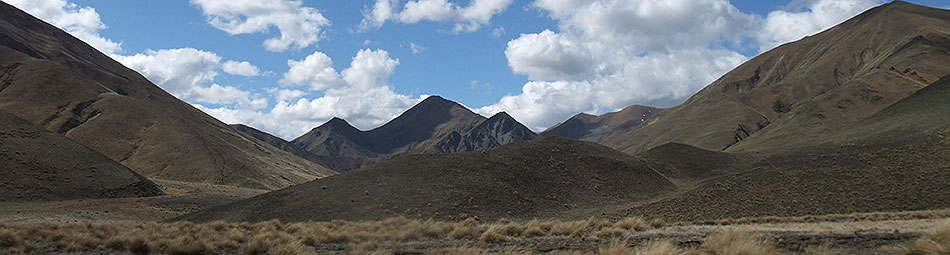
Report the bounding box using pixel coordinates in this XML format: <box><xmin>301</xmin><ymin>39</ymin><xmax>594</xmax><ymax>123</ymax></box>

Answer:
<box><xmin>359</xmin><ymin>0</ymin><xmax>514</xmax><ymax>33</ymax></box>
<box><xmin>483</xmin><ymin>0</ymin><xmax>755</xmax><ymax>130</ymax></box>
<box><xmin>189</xmin><ymin>0</ymin><xmax>331</xmax><ymax>52</ymax></box>
<box><xmin>280</xmin><ymin>51</ymin><xmax>345</xmax><ymax>91</ymax></box>
<box><xmin>203</xmin><ymin>48</ymin><xmax>424</xmax><ymax>139</ymax></box>
<box><xmin>222</xmin><ymin>60</ymin><xmax>261</xmax><ymax>77</ymax></box>
<box><xmin>115</xmin><ymin>48</ymin><xmax>265</xmax><ymax>110</ymax></box>
<box><xmin>5</xmin><ymin>0</ymin><xmax>122</xmax><ymax>55</ymax></box>
<box><xmin>757</xmin><ymin>0</ymin><xmax>883</xmax><ymax>51</ymax></box>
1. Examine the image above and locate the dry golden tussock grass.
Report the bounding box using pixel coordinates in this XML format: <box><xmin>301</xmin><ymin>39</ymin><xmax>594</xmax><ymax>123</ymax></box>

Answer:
<box><xmin>0</xmin><ymin>217</ymin><xmax>663</xmax><ymax>253</ymax></box>
<box><xmin>0</xmin><ymin>217</ymin><xmax>930</xmax><ymax>254</ymax></box>
<box><xmin>905</xmin><ymin>225</ymin><xmax>950</xmax><ymax>255</ymax></box>
<box><xmin>596</xmin><ymin>229</ymin><xmax>778</xmax><ymax>255</ymax></box>
<box><xmin>701</xmin><ymin>228</ymin><xmax>779</xmax><ymax>255</ymax></box>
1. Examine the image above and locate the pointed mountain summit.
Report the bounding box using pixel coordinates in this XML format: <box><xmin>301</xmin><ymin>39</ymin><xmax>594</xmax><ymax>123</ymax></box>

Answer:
<box><xmin>289</xmin><ymin>96</ymin><xmax>536</xmax><ymax>170</ymax></box>
<box><xmin>434</xmin><ymin>111</ymin><xmax>538</xmax><ymax>153</ymax></box>
<box><xmin>606</xmin><ymin>1</ymin><xmax>950</xmax><ymax>154</ymax></box>
<box><xmin>231</xmin><ymin>124</ymin><xmax>364</xmax><ymax>172</ymax></box>
<box><xmin>0</xmin><ymin>2</ymin><xmax>335</xmax><ymax>190</ymax></box>
<box><xmin>542</xmin><ymin>105</ymin><xmax>658</xmax><ymax>143</ymax></box>
<box><xmin>293</xmin><ymin>117</ymin><xmax>372</xmax><ymax>160</ymax></box>
<box><xmin>361</xmin><ymin>95</ymin><xmax>486</xmax><ymax>154</ymax></box>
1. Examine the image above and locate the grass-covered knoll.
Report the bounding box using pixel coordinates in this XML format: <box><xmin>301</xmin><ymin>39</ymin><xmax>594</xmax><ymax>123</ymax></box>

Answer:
<box><xmin>178</xmin><ymin>137</ymin><xmax>676</xmax><ymax>222</ymax></box>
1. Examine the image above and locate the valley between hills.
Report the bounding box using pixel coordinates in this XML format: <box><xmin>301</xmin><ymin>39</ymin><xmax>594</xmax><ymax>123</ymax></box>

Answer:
<box><xmin>1</xmin><ymin>1</ymin><xmax>950</xmax><ymax>254</ymax></box>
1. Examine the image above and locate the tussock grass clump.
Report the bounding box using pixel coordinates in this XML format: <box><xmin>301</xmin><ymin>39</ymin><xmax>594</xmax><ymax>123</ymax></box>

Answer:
<box><xmin>906</xmin><ymin>225</ymin><xmax>950</xmax><ymax>255</ymax></box>
<box><xmin>701</xmin><ymin>228</ymin><xmax>779</xmax><ymax>255</ymax></box>
<box><xmin>599</xmin><ymin>239</ymin><xmax>634</xmax><ymax>255</ymax></box>
<box><xmin>632</xmin><ymin>240</ymin><xmax>685</xmax><ymax>255</ymax></box>
<box><xmin>598</xmin><ymin>229</ymin><xmax>779</xmax><ymax>255</ymax></box>
<box><xmin>0</xmin><ymin>228</ymin><xmax>19</xmax><ymax>248</ymax></box>
<box><xmin>598</xmin><ymin>239</ymin><xmax>688</xmax><ymax>255</ymax></box>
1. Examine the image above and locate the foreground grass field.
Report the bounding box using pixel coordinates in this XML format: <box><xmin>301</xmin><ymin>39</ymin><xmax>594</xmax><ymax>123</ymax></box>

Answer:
<box><xmin>0</xmin><ymin>210</ymin><xmax>948</xmax><ymax>254</ymax></box>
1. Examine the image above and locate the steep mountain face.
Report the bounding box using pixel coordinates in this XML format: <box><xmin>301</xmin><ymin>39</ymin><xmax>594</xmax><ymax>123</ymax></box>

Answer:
<box><xmin>231</xmin><ymin>124</ymin><xmax>364</xmax><ymax>172</ymax></box>
<box><xmin>291</xmin><ymin>96</ymin><xmax>537</xmax><ymax>166</ymax></box>
<box><xmin>0</xmin><ymin>109</ymin><xmax>163</xmax><ymax>202</ymax></box>
<box><xmin>292</xmin><ymin>118</ymin><xmax>378</xmax><ymax>160</ymax></box>
<box><xmin>434</xmin><ymin>112</ymin><xmax>538</xmax><ymax>153</ymax></box>
<box><xmin>606</xmin><ymin>1</ymin><xmax>950</xmax><ymax>154</ymax></box>
<box><xmin>0</xmin><ymin>2</ymin><xmax>335</xmax><ymax>190</ymax></box>
<box><xmin>175</xmin><ymin>137</ymin><xmax>676</xmax><ymax>222</ymax></box>
<box><xmin>542</xmin><ymin>105</ymin><xmax>657</xmax><ymax>143</ymax></box>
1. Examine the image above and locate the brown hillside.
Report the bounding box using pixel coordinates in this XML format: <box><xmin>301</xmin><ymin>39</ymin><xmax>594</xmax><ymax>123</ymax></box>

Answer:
<box><xmin>174</xmin><ymin>136</ymin><xmax>676</xmax><ymax>222</ymax></box>
<box><xmin>0</xmin><ymin>109</ymin><xmax>163</xmax><ymax>202</ymax></box>
<box><xmin>607</xmin><ymin>1</ymin><xmax>950</xmax><ymax>154</ymax></box>
<box><xmin>615</xmin><ymin>76</ymin><xmax>950</xmax><ymax>222</ymax></box>
<box><xmin>543</xmin><ymin>105</ymin><xmax>658</xmax><ymax>142</ymax></box>
<box><xmin>0</xmin><ymin>2</ymin><xmax>335</xmax><ymax>190</ymax></box>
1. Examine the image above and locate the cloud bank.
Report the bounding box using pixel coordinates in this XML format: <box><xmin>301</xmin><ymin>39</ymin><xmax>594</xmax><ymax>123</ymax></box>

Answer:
<box><xmin>477</xmin><ymin>0</ymin><xmax>882</xmax><ymax>131</ymax></box>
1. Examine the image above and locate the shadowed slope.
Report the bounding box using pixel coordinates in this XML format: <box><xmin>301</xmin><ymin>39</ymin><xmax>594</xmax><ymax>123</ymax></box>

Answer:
<box><xmin>607</xmin><ymin>1</ymin><xmax>950</xmax><ymax>154</ymax></box>
<box><xmin>175</xmin><ymin>137</ymin><xmax>676</xmax><ymax>222</ymax></box>
<box><xmin>0</xmin><ymin>110</ymin><xmax>163</xmax><ymax>202</ymax></box>
<box><xmin>0</xmin><ymin>2</ymin><xmax>334</xmax><ymax>190</ymax></box>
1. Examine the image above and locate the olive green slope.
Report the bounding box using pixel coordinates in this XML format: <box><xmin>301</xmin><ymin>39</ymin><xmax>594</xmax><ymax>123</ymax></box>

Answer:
<box><xmin>0</xmin><ymin>2</ymin><xmax>335</xmax><ymax>190</ymax></box>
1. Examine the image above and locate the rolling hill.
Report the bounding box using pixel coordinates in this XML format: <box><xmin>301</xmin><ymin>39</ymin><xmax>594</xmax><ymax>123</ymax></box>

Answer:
<box><xmin>615</xmin><ymin>75</ymin><xmax>950</xmax><ymax>221</ymax></box>
<box><xmin>175</xmin><ymin>136</ymin><xmax>676</xmax><ymax>222</ymax></box>
<box><xmin>0</xmin><ymin>2</ymin><xmax>335</xmax><ymax>190</ymax></box>
<box><xmin>290</xmin><ymin>96</ymin><xmax>537</xmax><ymax>170</ymax></box>
<box><xmin>0</xmin><ymin>109</ymin><xmax>163</xmax><ymax>202</ymax></box>
<box><xmin>606</xmin><ymin>1</ymin><xmax>950</xmax><ymax>155</ymax></box>
<box><xmin>541</xmin><ymin>105</ymin><xmax>657</xmax><ymax>142</ymax></box>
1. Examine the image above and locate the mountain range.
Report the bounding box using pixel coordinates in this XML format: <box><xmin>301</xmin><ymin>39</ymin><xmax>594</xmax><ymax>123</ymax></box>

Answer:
<box><xmin>1</xmin><ymin>0</ymin><xmax>949</xmax><ymax>225</ymax></box>
<box><xmin>278</xmin><ymin>96</ymin><xmax>538</xmax><ymax>171</ymax></box>
<box><xmin>178</xmin><ymin>1</ymin><xmax>950</xmax><ymax>223</ymax></box>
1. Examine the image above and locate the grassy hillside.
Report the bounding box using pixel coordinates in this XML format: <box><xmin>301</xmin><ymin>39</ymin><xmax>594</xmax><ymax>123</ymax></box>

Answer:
<box><xmin>0</xmin><ymin>110</ymin><xmax>163</xmax><ymax>201</ymax></box>
<box><xmin>176</xmin><ymin>137</ymin><xmax>675</xmax><ymax>222</ymax></box>
<box><xmin>614</xmin><ymin>77</ymin><xmax>950</xmax><ymax>222</ymax></box>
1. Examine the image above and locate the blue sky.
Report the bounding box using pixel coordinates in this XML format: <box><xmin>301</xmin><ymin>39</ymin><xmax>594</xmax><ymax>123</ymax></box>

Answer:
<box><xmin>7</xmin><ymin>0</ymin><xmax>949</xmax><ymax>139</ymax></box>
